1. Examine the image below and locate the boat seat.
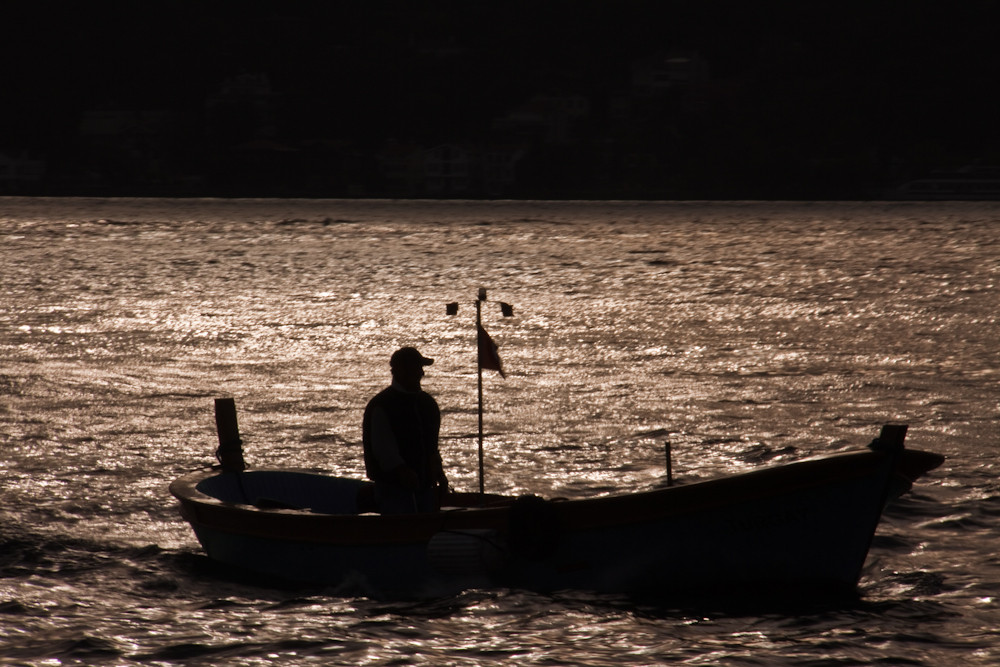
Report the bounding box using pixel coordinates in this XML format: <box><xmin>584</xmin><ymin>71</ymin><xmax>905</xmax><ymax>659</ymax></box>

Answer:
<box><xmin>253</xmin><ymin>497</ymin><xmax>309</xmax><ymax>511</ymax></box>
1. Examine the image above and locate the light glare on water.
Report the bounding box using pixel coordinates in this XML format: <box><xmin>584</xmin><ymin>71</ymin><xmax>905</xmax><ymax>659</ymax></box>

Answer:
<box><xmin>1</xmin><ymin>197</ymin><xmax>999</xmax><ymax>665</ymax></box>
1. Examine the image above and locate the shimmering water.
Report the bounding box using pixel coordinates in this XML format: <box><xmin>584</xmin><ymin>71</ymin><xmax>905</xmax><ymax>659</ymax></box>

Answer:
<box><xmin>1</xmin><ymin>197</ymin><xmax>998</xmax><ymax>665</ymax></box>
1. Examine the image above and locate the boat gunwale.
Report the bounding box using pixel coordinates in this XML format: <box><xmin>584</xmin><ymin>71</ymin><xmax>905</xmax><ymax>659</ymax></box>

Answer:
<box><xmin>169</xmin><ymin>447</ymin><xmax>938</xmax><ymax>546</ymax></box>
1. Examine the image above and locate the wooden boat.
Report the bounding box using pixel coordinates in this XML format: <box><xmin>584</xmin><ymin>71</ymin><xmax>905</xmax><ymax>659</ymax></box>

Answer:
<box><xmin>170</xmin><ymin>419</ymin><xmax>944</xmax><ymax>599</ymax></box>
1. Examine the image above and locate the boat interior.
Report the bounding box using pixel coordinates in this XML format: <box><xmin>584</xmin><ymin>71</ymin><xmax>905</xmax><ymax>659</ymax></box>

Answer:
<box><xmin>197</xmin><ymin>471</ymin><xmax>373</xmax><ymax>514</ymax></box>
<box><xmin>196</xmin><ymin>470</ymin><xmax>514</xmax><ymax>515</ymax></box>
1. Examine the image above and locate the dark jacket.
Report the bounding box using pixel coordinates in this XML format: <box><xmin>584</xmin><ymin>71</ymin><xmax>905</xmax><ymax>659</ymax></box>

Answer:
<box><xmin>362</xmin><ymin>386</ymin><xmax>442</xmax><ymax>486</ymax></box>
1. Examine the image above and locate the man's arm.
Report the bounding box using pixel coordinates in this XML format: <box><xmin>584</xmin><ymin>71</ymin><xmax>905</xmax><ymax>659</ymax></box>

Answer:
<box><xmin>429</xmin><ymin>401</ymin><xmax>448</xmax><ymax>490</ymax></box>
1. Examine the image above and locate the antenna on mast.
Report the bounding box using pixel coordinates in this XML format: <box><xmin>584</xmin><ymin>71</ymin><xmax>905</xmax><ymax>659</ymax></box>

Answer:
<box><xmin>447</xmin><ymin>288</ymin><xmax>514</xmax><ymax>493</ymax></box>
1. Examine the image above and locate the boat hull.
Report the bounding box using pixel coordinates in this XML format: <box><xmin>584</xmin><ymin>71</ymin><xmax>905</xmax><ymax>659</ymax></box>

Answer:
<box><xmin>170</xmin><ymin>442</ymin><xmax>943</xmax><ymax>598</ymax></box>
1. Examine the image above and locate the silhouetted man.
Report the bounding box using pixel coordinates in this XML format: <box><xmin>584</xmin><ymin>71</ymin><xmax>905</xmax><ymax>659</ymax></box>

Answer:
<box><xmin>362</xmin><ymin>347</ymin><xmax>449</xmax><ymax>513</ymax></box>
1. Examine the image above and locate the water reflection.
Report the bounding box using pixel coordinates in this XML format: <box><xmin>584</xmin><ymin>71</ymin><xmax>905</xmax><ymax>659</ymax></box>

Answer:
<box><xmin>1</xmin><ymin>198</ymin><xmax>997</xmax><ymax>664</ymax></box>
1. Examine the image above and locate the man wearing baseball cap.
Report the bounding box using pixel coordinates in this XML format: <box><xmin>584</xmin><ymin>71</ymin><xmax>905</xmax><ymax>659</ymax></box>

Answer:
<box><xmin>362</xmin><ymin>347</ymin><xmax>449</xmax><ymax>513</ymax></box>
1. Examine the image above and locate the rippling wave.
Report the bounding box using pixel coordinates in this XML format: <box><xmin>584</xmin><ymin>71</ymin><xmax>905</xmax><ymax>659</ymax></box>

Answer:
<box><xmin>1</xmin><ymin>197</ymin><xmax>998</xmax><ymax>665</ymax></box>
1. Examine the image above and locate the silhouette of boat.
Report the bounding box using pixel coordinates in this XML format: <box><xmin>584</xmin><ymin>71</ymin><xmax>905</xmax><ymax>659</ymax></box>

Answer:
<box><xmin>170</xmin><ymin>423</ymin><xmax>943</xmax><ymax>599</ymax></box>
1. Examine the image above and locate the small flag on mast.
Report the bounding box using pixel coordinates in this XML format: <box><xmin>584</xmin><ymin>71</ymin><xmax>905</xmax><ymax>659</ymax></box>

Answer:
<box><xmin>477</xmin><ymin>324</ymin><xmax>505</xmax><ymax>378</ymax></box>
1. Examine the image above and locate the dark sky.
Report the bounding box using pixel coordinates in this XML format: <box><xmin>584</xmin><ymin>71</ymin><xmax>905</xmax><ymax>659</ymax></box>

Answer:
<box><xmin>4</xmin><ymin>1</ymin><xmax>999</xmax><ymax>197</ymax></box>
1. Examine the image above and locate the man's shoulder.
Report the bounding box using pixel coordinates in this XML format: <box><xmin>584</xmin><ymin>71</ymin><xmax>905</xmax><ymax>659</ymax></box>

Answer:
<box><xmin>374</xmin><ymin>386</ymin><xmax>398</xmax><ymax>400</ymax></box>
<box><xmin>367</xmin><ymin>385</ymin><xmax>437</xmax><ymax>403</ymax></box>
<box><xmin>416</xmin><ymin>389</ymin><xmax>440</xmax><ymax>409</ymax></box>
<box><xmin>364</xmin><ymin>386</ymin><xmax>396</xmax><ymax>412</ymax></box>
<box><xmin>376</xmin><ymin>386</ymin><xmax>439</xmax><ymax>411</ymax></box>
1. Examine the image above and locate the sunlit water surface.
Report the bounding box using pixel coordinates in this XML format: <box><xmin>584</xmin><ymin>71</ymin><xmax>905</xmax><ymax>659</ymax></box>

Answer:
<box><xmin>1</xmin><ymin>197</ymin><xmax>997</xmax><ymax>665</ymax></box>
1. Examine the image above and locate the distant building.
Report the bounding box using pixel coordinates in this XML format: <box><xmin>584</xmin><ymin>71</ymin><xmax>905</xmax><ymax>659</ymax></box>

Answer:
<box><xmin>377</xmin><ymin>141</ymin><xmax>526</xmax><ymax>197</ymax></box>
<box><xmin>0</xmin><ymin>151</ymin><xmax>46</xmax><ymax>191</ymax></box>
<box><xmin>75</xmin><ymin>108</ymin><xmax>189</xmax><ymax>189</ymax></box>
<box><xmin>480</xmin><ymin>143</ymin><xmax>527</xmax><ymax>196</ymax></box>
<box><xmin>378</xmin><ymin>141</ymin><xmax>425</xmax><ymax>196</ymax></box>
<box><xmin>492</xmin><ymin>93</ymin><xmax>591</xmax><ymax>144</ymax></box>
<box><xmin>630</xmin><ymin>52</ymin><xmax>711</xmax><ymax>95</ymax></box>
<box><xmin>206</xmin><ymin>73</ymin><xmax>282</xmax><ymax>144</ymax></box>
<box><xmin>423</xmin><ymin>144</ymin><xmax>473</xmax><ymax>195</ymax></box>
<box><xmin>891</xmin><ymin>165</ymin><xmax>1000</xmax><ymax>200</ymax></box>
<box><xmin>78</xmin><ymin>109</ymin><xmax>176</xmax><ymax>139</ymax></box>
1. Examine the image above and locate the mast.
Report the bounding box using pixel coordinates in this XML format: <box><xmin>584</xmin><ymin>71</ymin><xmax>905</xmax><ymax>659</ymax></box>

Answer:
<box><xmin>447</xmin><ymin>287</ymin><xmax>513</xmax><ymax>494</ymax></box>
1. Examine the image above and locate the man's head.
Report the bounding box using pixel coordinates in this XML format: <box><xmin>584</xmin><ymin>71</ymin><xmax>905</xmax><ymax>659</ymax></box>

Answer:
<box><xmin>389</xmin><ymin>347</ymin><xmax>433</xmax><ymax>390</ymax></box>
